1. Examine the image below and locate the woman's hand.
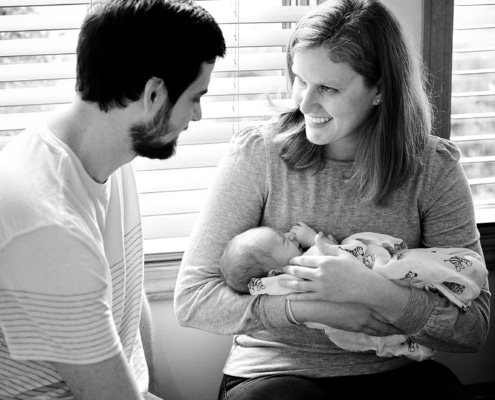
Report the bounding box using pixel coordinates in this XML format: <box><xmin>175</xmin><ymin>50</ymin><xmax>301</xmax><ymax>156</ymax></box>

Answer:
<box><xmin>280</xmin><ymin>248</ymin><xmax>412</xmax><ymax>323</ymax></box>
<box><xmin>280</xmin><ymin>250</ymin><xmax>371</xmax><ymax>303</ymax></box>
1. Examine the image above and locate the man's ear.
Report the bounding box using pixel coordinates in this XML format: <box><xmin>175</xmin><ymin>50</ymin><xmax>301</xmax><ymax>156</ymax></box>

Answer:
<box><xmin>143</xmin><ymin>77</ymin><xmax>168</xmax><ymax>113</ymax></box>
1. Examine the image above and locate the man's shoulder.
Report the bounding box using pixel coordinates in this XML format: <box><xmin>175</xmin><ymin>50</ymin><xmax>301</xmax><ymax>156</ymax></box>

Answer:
<box><xmin>0</xmin><ymin>130</ymin><xmax>70</xmax><ymax>249</ymax></box>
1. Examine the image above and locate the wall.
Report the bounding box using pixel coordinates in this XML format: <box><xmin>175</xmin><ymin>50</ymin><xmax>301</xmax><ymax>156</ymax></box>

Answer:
<box><xmin>148</xmin><ymin>2</ymin><xmax>494</xmax><ymax>399</ymax></box>
<box><xmin>149</xmin><ymin>300</ymin><xmax>231</xmax><ymax>400</ymax></box>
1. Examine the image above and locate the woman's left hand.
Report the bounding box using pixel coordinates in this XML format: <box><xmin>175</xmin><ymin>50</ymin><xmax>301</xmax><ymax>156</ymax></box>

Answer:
<box><xmin>281</xmin><ymin>236</ymin><xmax>412</xmax><ymax>323</ymax></box>
<box><xmin>280</xmin><ymin>249</ymin><xmax>372</xmax><ymax>303</ymax></box>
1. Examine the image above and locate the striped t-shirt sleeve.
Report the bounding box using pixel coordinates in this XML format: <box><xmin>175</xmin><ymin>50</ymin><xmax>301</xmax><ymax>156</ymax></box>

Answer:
<box><xmin>0</xmin><ymin>226</ymin><xmax>122</xmax><ymax>364</ymax></box>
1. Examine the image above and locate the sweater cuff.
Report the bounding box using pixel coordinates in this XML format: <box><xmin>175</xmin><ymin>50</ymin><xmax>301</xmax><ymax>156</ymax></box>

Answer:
<box><xmin>259</xmin><ymin>295</ymin><xmax>293</xmax><ymax>328</ymax></box>
<box><xmin>392</xmin><ymin>287</ymin><xmax>436</xmax><ymax>335</ymax></box>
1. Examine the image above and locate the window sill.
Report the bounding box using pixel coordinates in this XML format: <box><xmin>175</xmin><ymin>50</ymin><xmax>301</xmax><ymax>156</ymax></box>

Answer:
<box><xmin>144</xmin><ymin>253</ymin><xmax>182</xmax><ymax>301</ymax></box>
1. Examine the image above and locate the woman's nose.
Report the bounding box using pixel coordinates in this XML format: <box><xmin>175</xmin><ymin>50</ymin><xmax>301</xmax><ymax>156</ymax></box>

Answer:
<box><xmin>297</xmin><ymin>86</ymin><xmax>317</xmax><ymax>114</ymax></box>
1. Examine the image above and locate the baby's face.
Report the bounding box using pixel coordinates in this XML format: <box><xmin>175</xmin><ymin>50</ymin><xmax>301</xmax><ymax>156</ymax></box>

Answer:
<box><xmin>262</xmin><ymin>228</ymin><xmax>303</xmax><ymax>265</ymax></box>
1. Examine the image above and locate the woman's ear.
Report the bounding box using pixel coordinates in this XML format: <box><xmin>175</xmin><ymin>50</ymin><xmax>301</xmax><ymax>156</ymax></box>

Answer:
<box><xmin>373</xmin><ymin>80</ymin><xmax>382</xmax><ymax>106</ymax></box>
<box><xmin>143</xmin><ymin>76</ymin><xmax>168</xmax><ymax>113</ymax></box>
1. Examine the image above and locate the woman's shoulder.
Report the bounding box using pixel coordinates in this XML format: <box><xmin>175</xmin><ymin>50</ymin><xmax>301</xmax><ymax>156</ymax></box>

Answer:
<box><xmin>424</xmin><ymin>135</ymin><xmax>461</xmax><ymax>168</ymax></box>
<box><xmin>416</xmin><ymin>135</ymin><xmax>466</xmax><ymax>197</ymax></box>
<box><xmin>230</xmin><ymin>122</ymin><xmax>280</xmax><ymax>154</ymax></box>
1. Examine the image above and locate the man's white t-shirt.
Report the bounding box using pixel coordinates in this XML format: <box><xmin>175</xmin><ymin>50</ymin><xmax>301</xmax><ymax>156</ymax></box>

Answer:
<box><xmin>0</xmin><ymin>122</ymin><xmax>148</xmax><ymax>398</ymax></box>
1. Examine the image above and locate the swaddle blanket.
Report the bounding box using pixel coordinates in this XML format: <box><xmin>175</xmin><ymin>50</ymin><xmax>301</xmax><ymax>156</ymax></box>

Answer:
<box><xmin>248</xmin><ymin>232</ymin><xmax>488</xmax><ymax>361</ymax></box>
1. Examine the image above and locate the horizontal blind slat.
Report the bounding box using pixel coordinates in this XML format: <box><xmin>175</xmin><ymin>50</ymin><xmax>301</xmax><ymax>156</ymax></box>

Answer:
<box><xmin>0</xmin><ymin>7</ymin><xmax>306</xmax><ymax>32</ymax></box>
<box><xmin>0</xmin><ymin>62</ymin><xmax>76</xmax><ymax>82</ymax></box>
<box><xmin>135</xmin><ymin>167</ymin><xmax>218</xmax><ymax>193</ymax></box>
<box><xmin>451</xmin><ymin>112</ymin><xmax>495</xmax><ymax>119</ymax></box>
<box><xmin>468</xmin><ymin>177</ymin><xmax>495</xmax><ymax>185</ymax></box>
<box><xmin>0</xmin><ymin>0</ymin><xmax>89</xmax><ymax>6</ymax></box>
<box><xmin>0</xmin><ymin>52</ymin><xmax>287</xmax><ymax>81</ymax></box>
<box><xmin>144</xmin><ymin>237</ymin><xmax>189</xmax><ymax>256</ymax></box>
<box><xmin>140</xmin><ymin>190</ymin><xmax>208</xmax><ymax>217</ymax></box>
<box><xmin>142</xmin><ymin>213</ymin><xmax>198</xmax><ymax>240</ymax></box>
<box><xmin>461</xmin><ymin>156</ymin><xmax>495</xmax><ymax>163</ymax></box>
<box><xmin>0</xmin><ymin>38</ymin><xmax>76</xmax><ymax>57</ymax></box>
<box><xmin>452</xmin><ymin>69</ymin><xmax>495</xmax><ymax>75</ymax></box>
<box><xmin>452</xmin><ymin>90</ymin><xmax>495</xmax><ymax>97</ymax></box>
<box><xmin>198</xmin><ymin>4</ymin><xmax>310</xmax><ymax>23</ymax></box>
<box><xmin>0</xmin><ymin>86</ymin><xmax>75</xmax><ymax>107</ymax></box>
<box><xmin>0</xmin><ymin>76</ymin><xmax>286</xmax><ymax>106</ymax></box>
<box><xmin>451</xmin><ymin>133</ymin><xmax>495</xmax><ymax>141</ymax></box>
<box><xmin>0</xmin><ymin>14</ymin><xmax>83</xmax><ymax>32</ymax></box>
<box><xmin>0</xmin><ymin>29</ymin><xmax>292</xmax><ymax>58</ymax></box>
<box><xmin>0</xmin><ymin>99</ymin><xmax>291</xmax><ymax>131</ymax></box>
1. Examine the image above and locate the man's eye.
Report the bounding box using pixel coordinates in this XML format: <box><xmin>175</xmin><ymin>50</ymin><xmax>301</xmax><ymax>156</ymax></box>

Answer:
<box><xmin>321</xmin><ymin>86</ymin><xmax>338</xmax><ymax>94</ymax></box>
<box><xmin>295</xmin><ymin>76</ymin><xmax>306</xmax><ymax>85</ymax></box>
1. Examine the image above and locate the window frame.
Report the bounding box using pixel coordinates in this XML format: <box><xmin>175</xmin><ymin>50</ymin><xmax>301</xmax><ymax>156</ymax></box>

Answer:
<box><xmin>422</xmin><ymin>0</ymin><xmax>494</xmax><ymax>272</ymax></box>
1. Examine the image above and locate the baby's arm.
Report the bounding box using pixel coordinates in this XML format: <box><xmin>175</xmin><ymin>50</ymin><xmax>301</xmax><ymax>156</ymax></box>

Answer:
<box><xmin>290</xmin><ymin>222</ymin><xmax>337</xmax><ymax>249</ymax></box>
<box><xmin>290</xmin><ymin>222</ymin><xmax>318</xmax><ymax>248</ymax></box>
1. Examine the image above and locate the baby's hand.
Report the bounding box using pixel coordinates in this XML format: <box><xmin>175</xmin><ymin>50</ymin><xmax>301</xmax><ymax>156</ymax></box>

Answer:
<box><xmin>290</xmin><ymin>222</ymin><xmax>318</xmax><ymax>248</ymax></box>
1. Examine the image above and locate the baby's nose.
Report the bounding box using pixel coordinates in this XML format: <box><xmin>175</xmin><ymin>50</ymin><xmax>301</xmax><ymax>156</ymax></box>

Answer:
<box><xmin>284</xmin><ymin>232</ymin><xmax>295</xmax><ymax>241</ymax></box>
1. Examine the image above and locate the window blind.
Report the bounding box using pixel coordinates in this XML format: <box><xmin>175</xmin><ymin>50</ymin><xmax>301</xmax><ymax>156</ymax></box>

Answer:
<box><xmin>450</xmin><ymin>1</ymin><xmax>495</xmax><ymax>224</ymax></box>
<box><xmin>0</xmin><ymin>0</ymin><xmax>316</xmax><ymax>264</ymax></box>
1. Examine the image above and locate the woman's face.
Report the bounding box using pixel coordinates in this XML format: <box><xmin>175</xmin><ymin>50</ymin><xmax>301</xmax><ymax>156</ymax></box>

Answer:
<box><xmin>291</xmin><ymin>47</ymin><xmax>379</xmax><ymax>161</ymax></box>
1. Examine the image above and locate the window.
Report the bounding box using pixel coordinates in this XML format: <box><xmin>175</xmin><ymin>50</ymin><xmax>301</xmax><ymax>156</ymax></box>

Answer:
<box><xmin>451</xmin><ymin>0</ymin><xmax>495</xmax><ymax>224</ymax></box>
<box><xmin>423</xmin><ymin>0</ymin><xmax>495</xmax><ymax>224</ymax></box>
<box><xmin>138</xmin><ymin>0</ymin><xmax>315</xmax><ymax>261</ymax></box>
<box><xmin>0</xmin><ymin>0</ymin><xmax>316</xmax><ymax>298</ymax></box>
<box><xmin>423</xmin><ymin>0</ymin><xmax>495</xmax><ymax>269</ymax></box>
<box><xmin>2</xmin><ymin>1</ymin><xmax>492</xmax><ymax>298</ymax></box>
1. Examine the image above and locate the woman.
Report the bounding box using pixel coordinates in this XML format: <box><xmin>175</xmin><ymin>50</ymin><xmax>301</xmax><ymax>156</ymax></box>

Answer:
<box><xmin>174</xmin><ymin>1</ymin><xmax>490</xmax><ymax>399</ymax></box>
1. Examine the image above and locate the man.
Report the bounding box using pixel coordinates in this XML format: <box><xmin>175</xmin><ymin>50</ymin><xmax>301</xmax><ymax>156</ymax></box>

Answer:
<box><xmin>0</xmin><ymin>0</ymin><xmax>225</xmax><ymax>398</ymax></box>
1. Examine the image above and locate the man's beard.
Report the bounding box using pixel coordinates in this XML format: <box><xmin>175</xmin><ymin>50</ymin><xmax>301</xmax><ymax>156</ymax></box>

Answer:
<box><xmin>130</xmin><ymin>101</ymin><xmax>179</xmax><ymax>160</ymax></box>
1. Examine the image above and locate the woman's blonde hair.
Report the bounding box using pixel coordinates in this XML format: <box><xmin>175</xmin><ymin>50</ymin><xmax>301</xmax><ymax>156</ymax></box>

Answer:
<box><xmin>273</xmin><ymin>0</ymin><xmax>432</xmax><ymax>205</ymax></box>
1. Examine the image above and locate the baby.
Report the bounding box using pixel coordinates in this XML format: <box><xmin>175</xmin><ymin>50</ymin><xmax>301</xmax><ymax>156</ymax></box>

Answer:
<box><xmin>219</xmin><ymin>222</ymin><xmax>488</xmax><ymax>361</ymax></box>
<box><xmin>219</xmin><ymin>222</ymin><xmax>337</xmax><ymax>294</ymax></box>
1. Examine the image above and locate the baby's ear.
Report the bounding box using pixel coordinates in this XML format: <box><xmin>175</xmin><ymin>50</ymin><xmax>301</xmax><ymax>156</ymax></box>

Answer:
<box><xmin>267</xmin><ymin>269</ymin><xmax>283</xmax><ymax>277</ymax></box>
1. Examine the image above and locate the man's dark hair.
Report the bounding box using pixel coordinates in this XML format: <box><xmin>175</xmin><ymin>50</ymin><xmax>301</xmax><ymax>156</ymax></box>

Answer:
<box><xmin>76</xmin><ymin>0</ymin><xmax>226</xmax><ymax>111</ymax></box>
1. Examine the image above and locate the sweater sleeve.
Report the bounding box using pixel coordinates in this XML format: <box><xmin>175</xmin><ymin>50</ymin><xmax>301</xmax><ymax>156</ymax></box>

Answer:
<box><xmin>174</xmin><ymin>126</ymin><xmax>291</xmax><ymax>334</ymax></box>
<box><xmin>393</xmin><ymin>137</ymin><xmax>490</xmax><ymax>352</ymax></box>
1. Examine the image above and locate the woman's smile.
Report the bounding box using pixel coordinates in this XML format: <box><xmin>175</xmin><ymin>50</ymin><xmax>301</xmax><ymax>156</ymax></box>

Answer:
<box><xmin>305</xmin><ymin>115</ymin><xmax>332</xmax><ymax>127</ymax></box>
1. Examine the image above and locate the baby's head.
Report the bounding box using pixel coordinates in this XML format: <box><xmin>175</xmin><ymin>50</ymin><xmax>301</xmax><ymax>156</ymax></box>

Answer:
<box><xmin>220</xmin><ymin>226</ymin><xmax>303</xmax><ymax>293</ymax></box>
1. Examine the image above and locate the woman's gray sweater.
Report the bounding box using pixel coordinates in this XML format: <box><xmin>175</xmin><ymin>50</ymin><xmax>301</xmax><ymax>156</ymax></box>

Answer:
<box><xmin>175</xmin><ymin>124</ymin><xmax>489</xmax><ymax>378</ymax></box>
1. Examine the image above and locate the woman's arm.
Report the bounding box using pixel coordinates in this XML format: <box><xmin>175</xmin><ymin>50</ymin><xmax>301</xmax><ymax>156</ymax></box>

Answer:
<box><xmin>174</xmin><ymin>127</ymin><xmax>398</xmax><ymax>337</ymax></box>
<box><xmin>408</xmin><ymin>138</ymin><xmax>490</xmax><ymax>351</ymax></box>
<box><xmin>289</xmin><ymin>299</ymin><xmax>405</xmax><ymax>337</ymax></box>
<box><xmin>174</xmin><ymin>127</ymin><xmax>291</xmax><ymax>334</ymax></box>
<box><xmin>281</xmin><ymin>249</ymin><xmax>411</xmax><ymax>333</ymax></box>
